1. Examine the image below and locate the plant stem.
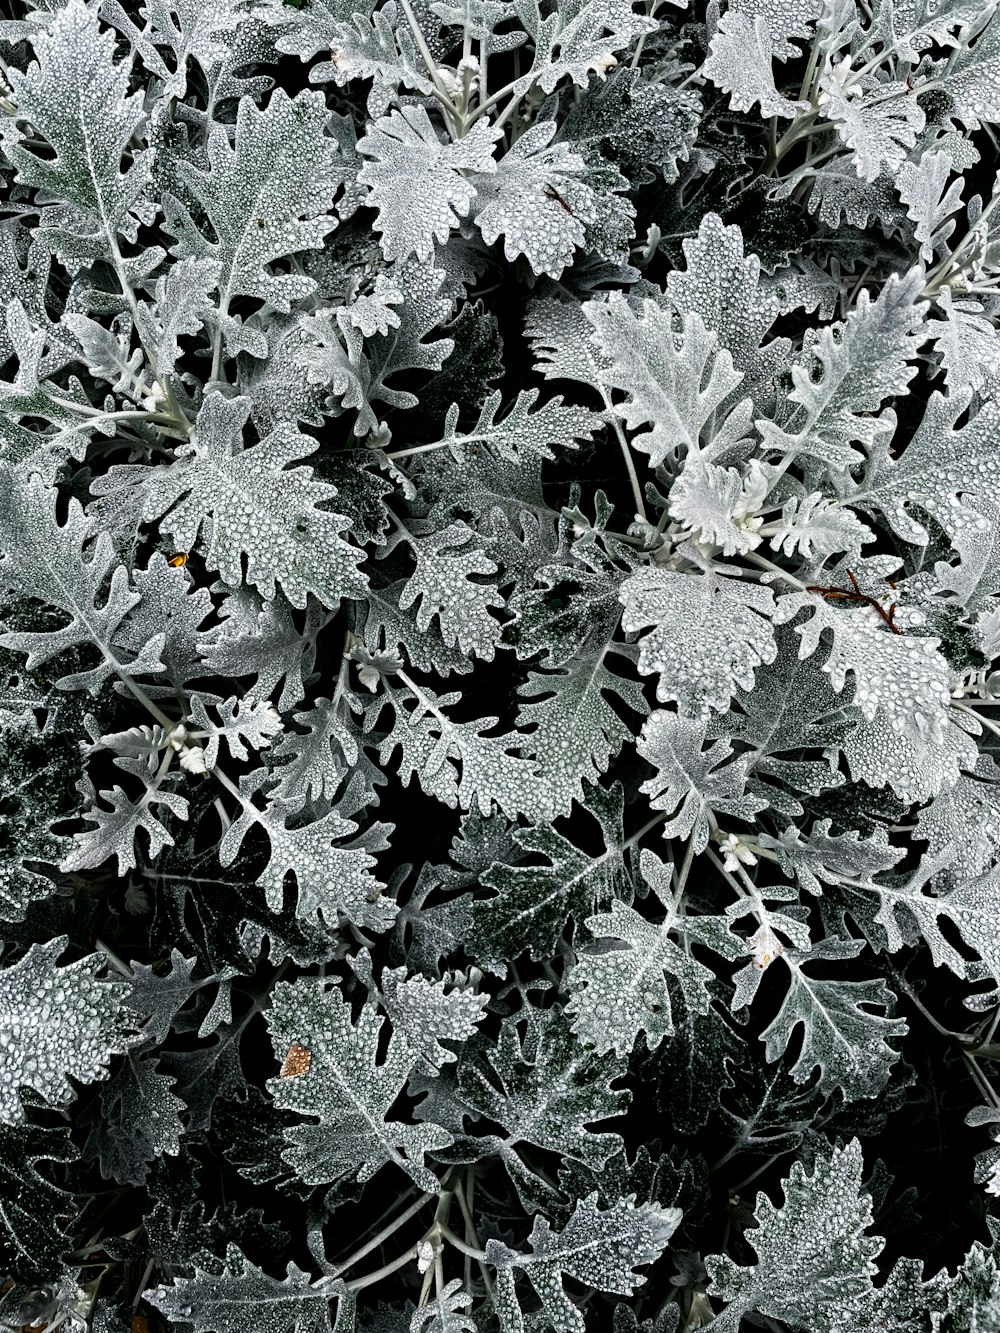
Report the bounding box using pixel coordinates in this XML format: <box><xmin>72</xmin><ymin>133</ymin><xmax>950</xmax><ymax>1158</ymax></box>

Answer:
<box><xmin>332</xmin><ymin>1192</ymin><xmax>436</xmax><ymax>1277</ymax></box>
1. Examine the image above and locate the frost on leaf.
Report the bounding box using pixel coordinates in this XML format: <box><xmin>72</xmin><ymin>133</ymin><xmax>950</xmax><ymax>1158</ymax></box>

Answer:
<box><xmin>164</xmin><ymin>88</ymin><xmax>343</xmax><ymax>357</ymax></box>
<box><xmin>218</xmin><ymin>770</ymin><xmax>392</xmax><ymax>931</ymax></box>
<box><xmin>585</xmin><ymin>295</ymin><xmax>752</xmax><ymax>469</ymax></box>
<box><xmin>0</xmin><ymin>1123</ymin><xmax>75</xmax><ymax>1283</ymax></box>
<box><xmin>760</xmin><ymin>941</ymin><xmax>907</xmax><ymax>1100</ymax></box>
<box><xmin>896</xmin><ymin>150</ymin><xmax>965</xmax><ymax>263</ymax></box>
<box><xmin>717</xmin><ymin>635</ymin><xmax>855</xmax><ymax>816</ymax></box>
<box><xmin>375</xmin><ymin>677</ymin><xmax>550</xmax><ymax>819</ymax></box>
<box><xmin>758</xmin><ymin>819</ymin><xmax>902</xmax><ymax>896</ymax></box>
<box><xmin>621</xmin><ymin>568</ymin><xmax>776</xmax><ymax>716</ymax></box>
<box><xmin>265</xmin><ymin>977</ymin><xmax>452</xmax><ymax>1192</ymax></box>
<box><xmin>756</xmin><ymin>269</ymin><xmax>928</xmax><ymax>469</ymax></box>
<box><xmin>664</xmin><ymin>213</ymin><xmax>788</xmax><ymax>402</ymax></box>
<box><xmin>512</xmin><ymin>0</ymin><xmax>656</xmax><ymax>96</ymax></box>
<box><xmin>819</xmin><ymin>74</ymin><xmax>924</xmax><ymax>183</ymax></box>
<box><xmin>486</xmin><ymin>1193</ymin><xmax>679</xmax><ymax>1333</ymax></box>
<box><xmin>870</xmin><ymin>857</ymin><xmax>1000</xmax><ymax>986</ymax></box>
<box><xmin>2</xmin><ymin>0</ymin><xmax>156</xmax><ymax>268</ymax></box>
<box><xmin>0</xmin><ymin>716</ymin><xmax>78</xmax><ymax>922</ymax></box>
<box><xmin>81</xmin><ymin>1049</ymin><xmax>185</xmax><ymax>1186</ymax></box>
<box><xmin>0</xmin><ymin>937</ymin><xmax>137</xmax><ymax>1124</ymax></box>
<box><xmin>777</xmin><ymin>588</ymin><xmax>951</xmax><ymax>746</ymax></box>
<box><xmin>637</xmin><ymin>712</ymin><xmax>766</xmax><ymax>853</ymax></box>
<box><xmin>705</xmin><ymin>1140</ymin><xmax>883</xmax><ymax>1332</ymax></box>
<box><xmin>357</xmin><ymin>107</ymin><xmax>500</xmax><ymax>261</ymax></box>
<box><xmin>455</xmin><ymin>1006</ymin><xmax>628</xmax><ymax>1207</ymax></box>
<box><xmin>471</xmin><ymin>782</ymin><xmax>629</xmax><ymax>965</ymax></box>
<box><xmin>371</xmin><ymin>963</ymin><xmax>487</xmax><ymax>1072</ymax></box>
<box><xmin>473</xmin><ymin>122</ymin><xmax>611</xmax><ymax>278</ymax></box>
<box><xmin>916</xmin><ymin>757</ymin><xmax>1000</xmax><ymax>893</ymax></box>
<box><xmin>0</xmin><ymin>467</ymin><xmax>164</xmax><ymax>692</ymax></box>
<box><xmin>938</xmin><ymin>14</ymin><xmax>1000</xmax><ymax>131</ymax></box>
<box><xmin>857</xmin><ymin>390</ymin><xmax>1000</xmax><ymax>555</ymax></box>
<box><xmin>516</xmin><ymin>648</ymin><xmax>645</xmax><ymax>815</ymax></box>
<box><xmin>435</xmin><ymin>388</ymin><xmax>599</xmax><ymax>462</ymax></box>
<box><xmin>410</xmin><ymin>1280</ymin><xmax>475</xmax><ymax>1333</ymax></box>
<box><xmin>399</xmin><ymin>522</ymin><xmax>504</xmax><ymax>660</ymax></box>
<box><xmin>568</xmin><ymin>847</ymin><xmax>717</xmax><ymax>1055</ymax></box>
<box><xmin>139</xmin><ymin>392</ymin><xmax>367</xmax><ymax>609</ymax></box>
<box><xmin>146</xmin><ymin>1242</ymin><xmax>343</xmax><ymax>1333</ymax></box>
<box><xmin>704</xmin><ymin>12</ymin><xmax>809</xmax><ymax>119</ymax></box>
<box><xmin>61</xmin><ymin>760</ymin><xmax>190</xmax><ymax>876</ymax></box>
<box><xmin>842</xmin><ymin>706</ymin><xmax>976</xmax><ymax>805</ymax></box>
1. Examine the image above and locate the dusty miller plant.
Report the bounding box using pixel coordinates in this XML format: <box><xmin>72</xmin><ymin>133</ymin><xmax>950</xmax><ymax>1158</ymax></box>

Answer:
<box><xmin>3</xmin><ymin>0</ymin><xmax>1000</xmax><ymax>1327</ymax></box>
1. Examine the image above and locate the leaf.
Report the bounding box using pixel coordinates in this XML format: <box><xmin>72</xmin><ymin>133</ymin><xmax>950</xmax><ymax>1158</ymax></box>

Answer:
<box><xmin>856</xmin><ymin>389</ymin><xmax>1000</xmax><ymax>554</ymax></box>
<box><xmin>897</xmin><ymin>150</ymin><xmax>965</xmax><ymax>263</ymax></box>
<box><xmin>61</xmin><ymin>759</ymin><xmax>190</xmax><ymax>876</ymax></box>
<box><xmin>759</xmin><ymin>941</ymin><xmax>907</xmax><ymax>1101</ymax></box>
<box><xmin>819</xmin><ymin>74</ymin><xmax>924</xmax><ymax>183</ymax></box>
<box><xmin>410</xmin><ymin>1280</ymin><xmax>476</xmax><ymax>1333</ymax></box>
<box><xmin>371</xmin><ymin>963</ymin><xmax>487</xmax><ymax>1072</ymax></box>
<box><xmin>0</xmin><ymin>1123</ymin><xmax>75</xmax><ymax>1283</ymax></box>
<box><xmin>776</xmin><ymin>586</ymin><xmax>952</xmax><ymax>746</ymax></box>
<box><xmin>217</xmin><ymin>770</ymin><xmax>392</xmax><ymax>931</ymax></box>
<box><xmin>584</xmin><ymin>295</ymin><xmax>752</xmax><ymax>469</ymax></box>
<box><xmin>511</xmin><ymin>0</ymin><xmax>655</xmax><ymax>98</ymax></box>
<box><xmin>663</xmin><ymin>213</ymin><xmax>791</xmax><ymax>402</ymax></box>
<box><xmin>486</xmin><ymin>1193</ymin><xmax>679</xmax><ymax>1333</ymax></box>
<box><xmin>705</xmin><ymin>1140</ymin><xmax>883</xmax><ymax>1332</ymax></box>
<box><xmin>0</xmin><ymin>467</ymin><xmax>164</xmax><ymax>691</ymax></box>
<box><xmin>704</xmin><ymin>11</ymin><xmax>809</xmax><ymax>119</ymax></box>
<box><xmin>939</xmin><ymin>12</ymin><xmax>1000</xmax><ymax>131</ymax></box>
<box><xmin>198</xmin><ymin>587</ymin><xmax>323</xmax><ymax>711</ymax></box>
<box><xmin>716</xmin><ymin>635</ymin><xmax>855</xmax><ymax>815</ymax></box>
<box><xmin>81</xmin><ymin>1050</ymin><xmax>185</xmax><ymax>1185</ymax></box>
<box><xmin>567</xmin><ymin>847</ymin><xmax>717</xmax><ymax>1056</ymax></box>
<box><xmin>375</xmin><ymin>676</ymin><xmax>550</xmax><ymax>819</ymax></box>
<box><xmin>0</xmin><ymin>714</ymin><xmax>79</xmax><ymax>922</ymax></box>
<box><xmin>434</xmin><ymin>387</ymin><xmax>599</xmax><ymax>463</ymax></box>
<box><xmin>188</xmin><ymin>693</ymin><xmax>283</xmax><ymax>768</ymax></box>
<box><xmin>471</xmin><ymin>782</ymin><xmax>629</xmax><ymax>965</ymax></box>
<box><xmin>164</xmin><ymin>88</ymin><xmax>343</xmax><ymax>356</ymax></box>
<box><xmin>398</xmin><ymin>522</ymin><xmax>504</xmax><ymax>660</ymax></box>
<box><xmin>473</xmin><ymin>121</ymin><xmax>616</xmax><ymax>279</ymax></box>
<box><xmin>756</xmin><ymin>269</ymin><xmax>928</xmax><ymax>469</ymax></box>
<box><xmin>127</xmin><ymin>949</ymin><xmax>201</xmax><ymax>1045</ymax></box>
<box><xmin>2</xmin><ymin>0</ymin><xmax>157</xmax><ymax>268</ymax></box>
<box><xmin>357</xmin><ymin>107</ymin><xmax>500</xmax><ymax>261</ymax></box>
<box><xmin>137</xmin><ymin>256</ymin><xmax>222</xmax><ymax>376</ymax></box>
<box><xmin>638</xmin><ymin>712</ymin><xmax>767</xmax><ymax>853</ymax></box>
<box><xmin>915</xmin><ymin>756</ymin><xmax>1000</xmax><ymax>893</ymax></box>
<box><xmin>0</xmin><ymin>937</ymin><xmax>137</xmax><ymax>1124</ymax></box>
<box><xmin>869</xmin><ymin>858</ymin><xmax>1000</xmax><ymax>985</ymax></box>
<box><xmin>766</xmin><ymin>491</ymin><xmax>874</xmax><ymax>560</ymax></box>
<box><xmin>116</xmin><ymin>552</ymin><xmax>215</xmax><ymax>690</ymax></box>
<box><xmin>146</xmin><ymin>1243</ymin><xmax>343</xmax><ymax>1333</ymax></box>
<box><xmin>759</xmin><ymin>819</ymin><xmax>903</xmax><ymax>896</ymax></box>
<box><xmin>454</xmin><ymin>1006</ymin><xmax>628</xmax><ymax>1207</ymax></box>
<box><xmin>0</xmin><ymin>300</ymin><xmax>106</xmax><ymax>477</ymax></box>
<box><xmin>265</xmin><ymin>977</ymin><xmax>452</xmax><ymax>1191</ymax></box>
<box><xmin>139</xmin><ymin>392</ymin><xmax>368</xmax><ymax>609</ymax></box>
<box><xmin>516</xmin><ymin>647</ymin><xmax>645</xmax><ymax>815</ymax></box>
<box><xmin>621</xmin><ymin>568</ymin><xmax>776</xmax><ymax>717</ymax></box>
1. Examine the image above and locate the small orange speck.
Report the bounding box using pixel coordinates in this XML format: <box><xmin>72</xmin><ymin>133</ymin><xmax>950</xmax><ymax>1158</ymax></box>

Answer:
<box><xmin>167</xmin><ymin>552</ymin><xmax>189</xmax><ymax>568</ymax></box>
<box><xmin>280</xmin><ymin>1043</ymin><xmax>312</xmax><ymax>1077</ymax></box>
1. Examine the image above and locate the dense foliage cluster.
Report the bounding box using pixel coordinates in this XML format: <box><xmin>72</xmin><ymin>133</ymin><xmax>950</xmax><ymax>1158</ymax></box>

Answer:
<box><xmin>4</xmin><ymin>0</ymin><xmax>1000</xmax><ymax>1327</ymax></box>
